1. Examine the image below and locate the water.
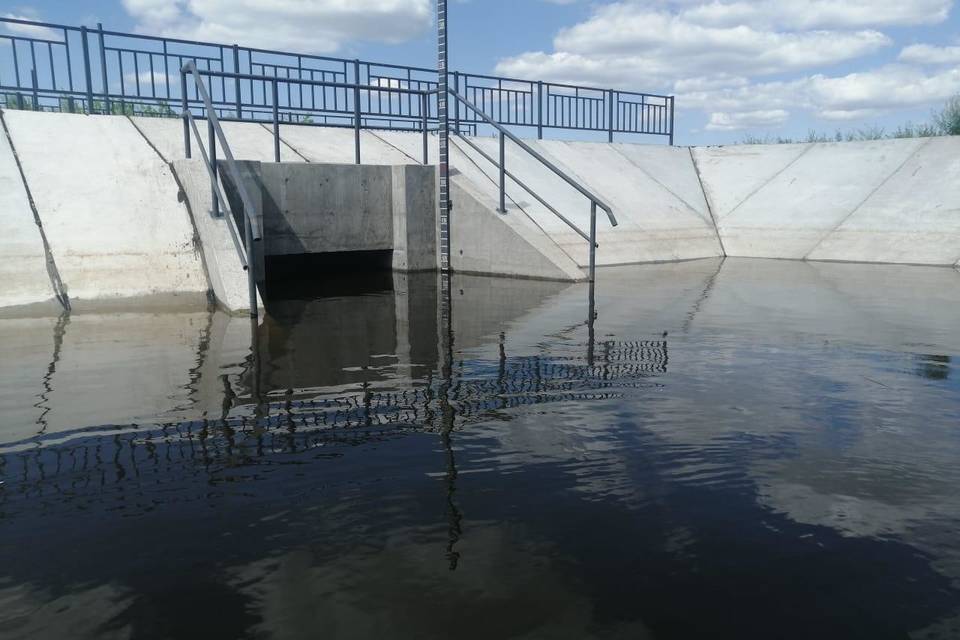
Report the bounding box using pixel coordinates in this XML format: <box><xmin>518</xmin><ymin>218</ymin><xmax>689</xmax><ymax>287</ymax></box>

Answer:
<box><xmin>1</xmin><ymin>258</ymin><xmax>959</xmax><ymax>640</ymax></box>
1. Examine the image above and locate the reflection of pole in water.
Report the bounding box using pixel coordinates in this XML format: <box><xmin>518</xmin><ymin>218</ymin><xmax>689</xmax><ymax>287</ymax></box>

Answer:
<box><xmin>587</xmin><ymin>281</ymin><xmax>596</xmax><ymax>367</ymax></box>
<box><xmin>438</xmin><ymin>270</ymin><xmax>462</xmax><ymax>570</ymax></box>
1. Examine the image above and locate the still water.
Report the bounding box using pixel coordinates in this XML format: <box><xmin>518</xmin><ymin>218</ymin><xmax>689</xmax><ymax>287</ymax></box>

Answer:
<box><xmin>1</xmin><ymin>258</ymin><xmax>959</xmax><ymax>640</ymax></box>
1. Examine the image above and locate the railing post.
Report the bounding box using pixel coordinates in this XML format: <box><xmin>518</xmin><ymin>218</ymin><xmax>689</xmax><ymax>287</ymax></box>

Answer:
<box><xmin>245</xmin><ymin>213</ymin><xmax>257</xmax><ymax>319</ymax></box>
<box><xmin>80</xmin><ymin>26</ymin><xmax>94</xmax><ymax>113</ymax></box>
<box><xmin>589</xmin><ymin>201</ymin><xmax>597</xmax><ymax>283</ymax></box>
<box><xmin>209</xmin><ymin>117</ymin><xmax>219</xmax><ymax>218</ymax></box>
<box><xmin>453</xmin><ymin>71</ymin><xmax>460</xmax><ymax>135</ymax></box>
<box><xmin>607</xmin><ymin>89</ymin><xmax>614</xmax><ymax>143</ymax></box>
<box><xmin>353</xmin><ymin>59</ymin><xmax>361</xmax><ymax>165</ymax></box>
<box><xmin>537</xmin><ymin>80</ymin><xmax>543</xmax><ymax>140</ymax></box>
<box><xmin>181</xmin><ymin>71</ymin><xmax>190</xmax><ymax>159</ymax></box>
<box><xmin>668</xmin><ymin>95</ymin><xmax>676</xmax><ymax>146</ymax></box>
<box><xmin>421</xmin><ymin>92</ymin><xmax>429</xmax><ymax>165</ymax></box>
<box><xmin>30</xmin><ymin>68</ymin><xmax>39</xmax><ymax>111</ymax></box>
<box><xmin>272</xmin><ymin>79</ymin><xmax>280</xmax><ymax>162</ymax></box>
<box><xmin>498</xmin><ymin>130</ymin><xmax>506</xmax><ymax>213</ymax></box>
<box><xmin>233</xmin><ymin>44</ymin><xmax>242</xmax><ymax>119</ymax></box>
<box><xmin>97</xmin><ymin>23</ymin><xmax>109</xmax><ymax>114</ymax></box>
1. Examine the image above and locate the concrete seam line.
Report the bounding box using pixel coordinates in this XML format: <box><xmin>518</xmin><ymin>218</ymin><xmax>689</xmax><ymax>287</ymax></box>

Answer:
<box><xmin>258</xmin><ymin>122</ymin><xmax>310</xmax><ymax>162</ymax></box>
<box><xmin>721</xmin><ymin>143</ymin><xmax>815</xmax><ymax>225</ymax></box>
<box><xmin>449</xmin><ymin>135</ymin><xmax>581</xmax><ymax>267</ymax></box>
<box><xmin>688</xmin><ymin>146</ymin><xmax>727</xmax><ymax>257</ymax></box>
<box><xmin>607</xmin><ymin>143</ymin><xmax>711</xmax><ymax>228</ymax></box>
<box><xmin>0</xmin><ymin>110</ymin><xmax>71</xmax><ymax>311</ymax></box>
<box><xmin>368</xmin><ymin>129</ymin><xmax>419</xmax><ymax>164</ymax></box>
<box><xmin>801</xmin><ymin>137</ymin><xmax>935</xmax><ymax>261</ymax></box>
<box><xmin>125</xmin><ymin>115</ymin><xmax>168</xmax><ymax>163</ymax></box>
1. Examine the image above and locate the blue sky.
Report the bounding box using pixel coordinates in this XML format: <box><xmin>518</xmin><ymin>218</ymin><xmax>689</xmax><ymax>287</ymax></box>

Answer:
<box><xmin>4</xmin><ymin>0</ymin><xmax>960</xmax><ymax>145</ymax></box>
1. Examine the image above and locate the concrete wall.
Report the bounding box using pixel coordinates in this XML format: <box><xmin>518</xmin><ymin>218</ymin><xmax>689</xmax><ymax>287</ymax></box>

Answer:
<box><xmin>0</xmin><ymin>115</ymin><xmax>60</xmax><ymax>313</ymax></box>
<box><xmin>693</xmin><ymin>137</ymin><xmax>960</xmax><ymax>265</ymax></box>
<box><xmin>2</xmin><ymin>110</ymin><xmax>208</xmax><ymax>307</ymax></box>
<box><xmin>260</xmin><ymin>163</ymin><xmax>394</xmax><ymax>255</ymax></box>
<box><xmin>1</xmin><ymin>111</ymin><xmax>958</xmax><ymax>316</ymax></box>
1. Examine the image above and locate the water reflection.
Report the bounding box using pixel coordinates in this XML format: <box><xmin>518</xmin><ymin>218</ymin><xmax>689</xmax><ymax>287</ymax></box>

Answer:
<box><xmin>1</xmin><ymin>259</ymin><xmax>960</xmax><ymax>639</ymax></box>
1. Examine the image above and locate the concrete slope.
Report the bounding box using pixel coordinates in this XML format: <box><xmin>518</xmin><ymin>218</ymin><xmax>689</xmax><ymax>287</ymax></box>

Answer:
<box><xmin>694</xmin><ymin>138</ymin><xmax>931</xmax><ymax>260</ymax></box>
<box><xmin>131</xmin><ymin>116</ymin><xmax>304</xmax><ymax>162</ymax></box>
<box><xmin>444</xmin><ymin>137</ymin><xmax>721</xmax><ymax>267</ymax></box>
<box><xmin>536</xmin><ymin>140</ymin><xmax>723</xmax><ymax>264</ymax></box>
<box><xmin>274</xmin><ymin>125</ymin><xmax>414</xmax><ymax>164</ymax></box>
<box><xmin>173</xmin><ymin>159</ymin><xmax>262</xmax><ymax>314</ymax></box>
<box><xmin>0</xmin><ymin>117</ymin><xmax>59</xmax><ymax>312</ymax></box>
<box><xmin>3</xmin><ymin>111</ymin><xmax>207</xmax><ymax>305</ymax></box>
<box><xmin>451</xmin><ymin>175</ymin><xmax>585</xmax><ymax>281</ymax></box>
<box><xmin>805</xmin><ymin>136</ymin><xmax>960</xmax><ymax>265</ymax></box>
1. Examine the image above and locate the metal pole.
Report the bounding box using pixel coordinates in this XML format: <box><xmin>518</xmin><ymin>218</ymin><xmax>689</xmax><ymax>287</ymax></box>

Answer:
<box><xmin>668</xmin><ymin>95</ymin><xmax>676</xmax><ymax>146</ymax></box>
<box><xmin>80</xmin><ymin>26</ymin><xmax>94</xmax><ymax>113</ymax></box>
<box><xmin>272</xmin><ymin>79</ymin><xmax>280</xmax><ymax>162</ymax></box>
<box><xmin>453</xmin><ymin>71</ymin><xmax>460</xmax><ymax>135</ymax></box>
<box><xmin>233</xmin><ymin>44</ymin><xmax>242</xmax><ymax>119</ymax></box>
<box><xmin>353</xmin><ymin>59</ymin><xmax>361</xmax><ymax>164</ymax></box>
<box><xmin>181</xmin><ymin>72</ymin><xmax>191</xmax><ymax>158</ymax></box>
<box><xmin>209</xmin><ymin>117</ymin><xmax>219</xmax><ymax>217</ymax></box>
<box><xmin>589</xmin><ymin>201</ymin><xmax>597</xmax><ymax>283</ymax></box>
<box><xmin>498</xmin><ymin>131</ymin><xmax>506</xmax><ymax>213</ymax></box>
<box><xmin>607</xmin><ymin>90</ymin><xmax>614</xmax><ymax>143</ymax></box>
<box><xmin>97</xmin><ymin>23</ymin><xmax>109</xmax><ymax>114</ymax></box>
<box><xmin>438</xmin><ymin>0</ymin><xmax>451</xmax><ymax>271</ymax></box>
<box><xmin>30</xmin><ymin>68</ymin><xmax>38</xmax><ymax>111</ymax></box>
<box><xmin>421</xmin><ymin>92</ymin><xmax>429</xmax><ymax>165</ymax></box>
<box><xmin>537</xmin><ymin>80</ymin><xmax>543</xmax><ymax>140</ymax></box>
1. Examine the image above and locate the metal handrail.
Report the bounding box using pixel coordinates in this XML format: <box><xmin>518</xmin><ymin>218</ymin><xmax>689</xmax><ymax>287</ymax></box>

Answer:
<box><xmin>449</xmin><ymin>88</ymin><xmax>618</xmax><ymax>282</ymax></box>
<box><xmin>181</xmin><ymin>61</ymin><xmax>261</xmax><ymax>317</ymax></box>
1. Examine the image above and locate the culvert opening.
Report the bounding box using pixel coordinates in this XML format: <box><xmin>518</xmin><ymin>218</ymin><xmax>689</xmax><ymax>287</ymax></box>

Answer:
<box><xmin>263</xmin><ymin>250</ymin><xmax>394</xmax><ymax>300</ymax></box>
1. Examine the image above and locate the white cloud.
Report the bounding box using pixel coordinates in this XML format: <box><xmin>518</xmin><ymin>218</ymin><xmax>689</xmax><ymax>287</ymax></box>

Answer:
<box><xmin>706</xmin><ymin>109</ymin><xmax>789</xmax><ymax>131</ymax></box>
<box><xmin>121</xmin><ymin>0</ymin><xmax>432</xmax><ymax>54</ymax></box>
<box><xmin>676</xmin><ymin>0</ymin><xmax>951</xmax><ymax>30</ymax></box>
<box><xmin>899</xmin><ymin>43</ymin><xmax>960</xmax><ymax>65</ymax></box>
<box><xmin>497</xmin><ymin>5</ymin><xmax>892</xmax><ymax>88</ymax></box>
<box><xmin>681</xmin><ymin>65</ymin><xmax>960</xmax><ymax>121</ymax></box>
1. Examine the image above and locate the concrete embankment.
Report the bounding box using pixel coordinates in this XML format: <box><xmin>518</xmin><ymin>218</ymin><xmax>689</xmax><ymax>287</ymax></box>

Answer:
<box><xmin>1</xmin><ymin>110</ymin><xmax>208</xmax><ymax>312</ymax></box>
<box><xmin>0</xmin><ymin>109</ymin><xmax>958</xmax><ymax>316</ymax></box>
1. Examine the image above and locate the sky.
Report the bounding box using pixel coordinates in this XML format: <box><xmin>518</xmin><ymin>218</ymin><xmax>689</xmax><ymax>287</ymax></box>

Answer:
<box><xmin>3</xmin><ymin>0</ymin><xmax>960</xmax><ymax>145</ymax></box>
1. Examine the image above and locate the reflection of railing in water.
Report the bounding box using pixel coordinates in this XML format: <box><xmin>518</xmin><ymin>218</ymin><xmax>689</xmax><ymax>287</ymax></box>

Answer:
<box><xmin>0</xmin><ymin>339</ymin><xmax>667</xmax><ymax>501</ymax></box>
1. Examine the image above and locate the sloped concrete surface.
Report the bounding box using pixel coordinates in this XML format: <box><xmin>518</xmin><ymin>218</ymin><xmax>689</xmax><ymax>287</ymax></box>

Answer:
<box><xmin>173</xmin><ymin>159</ymin><xmax>261</xmax><ymax>314</ymax></box>
<box><xmin>3</xmin><ymin>111</ymin><xmax>208</xmax><ymax>305</ymax></box>
<box><xmin>131</xmin><ymin>116</ymin><xmax>304</xmax><ymax>162</ymax></box>
<box><xmin>694</xmin><ymin>137</ymin><xmax>960</xmax><ymax>264</ymax></box>
<box><xmin>0</xmin><ymin>117</ymin><xmax>58</xmax><ymax>311</ymax></box>
<box><xmin>806</xmin><ymin>137</ymin><xmax>960</xmax><ymax>265</ymax></box>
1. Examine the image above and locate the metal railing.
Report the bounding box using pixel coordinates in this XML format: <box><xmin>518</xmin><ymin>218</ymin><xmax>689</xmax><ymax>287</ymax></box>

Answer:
<box><xmin>187</xmin><ymin>67</ymin><xmax>437</xmax><ymax>165</ymax></box>
<box><xmin>448</xmin><ymin>88</ymin><xmax>619</xmax><ymax>283</ymax></box>
<box><xmin>0</xmin><ymin>16</ymin><xmax>674</xmax><ymax>143</ymax></box>
<box><xmin>181</xmin><ymin>61</ymin><xmax>262</xmax><ymax>318</ymax></box>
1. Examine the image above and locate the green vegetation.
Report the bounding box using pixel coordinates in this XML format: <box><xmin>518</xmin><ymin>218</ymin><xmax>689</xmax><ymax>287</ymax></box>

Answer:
<box><xmin>739</xmin><ymin>95</ymin><xmax>960</xmax><ymax>144</ymax></box>
<box><xmin>2</xmin><ymin>93</ymin><xmax>176</xmax><ymax>118</ymax></box>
